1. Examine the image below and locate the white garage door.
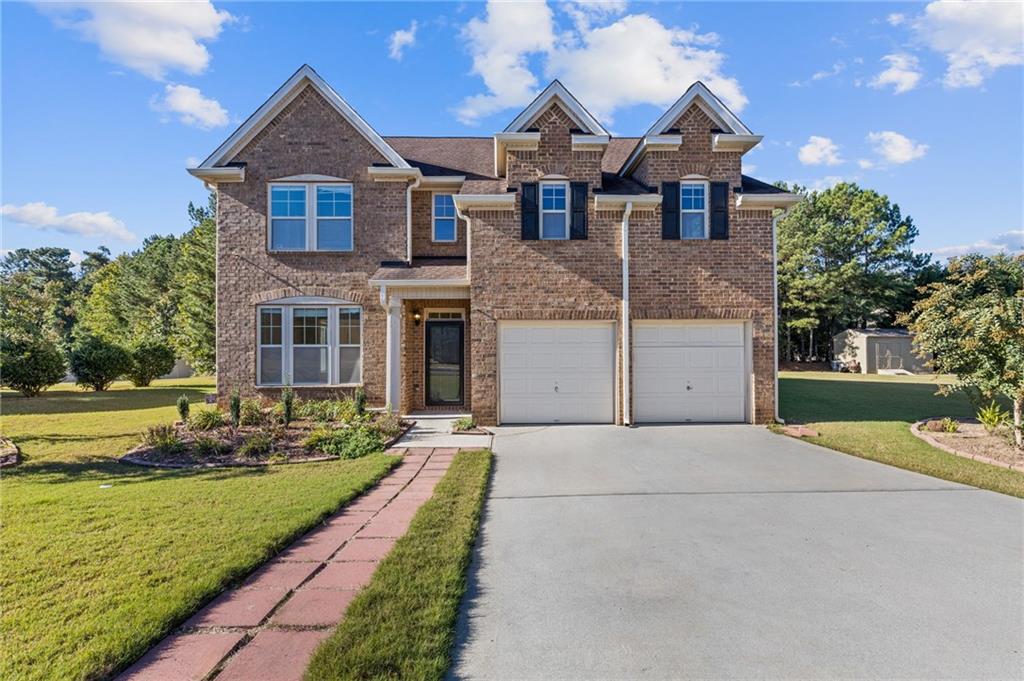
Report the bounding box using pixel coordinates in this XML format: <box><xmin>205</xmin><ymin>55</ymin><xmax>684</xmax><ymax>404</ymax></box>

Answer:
<box><xmin>500</xmin><ymin>322</ymin><xmax>615</xmax><ymax>424</ymax></box>
<box><xmin>634</xmin><ymin>321</ymin><xmax>747</xmax><ymax>423</ymax></box>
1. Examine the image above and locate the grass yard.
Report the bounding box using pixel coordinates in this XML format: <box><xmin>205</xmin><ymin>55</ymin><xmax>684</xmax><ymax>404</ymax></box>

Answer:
<box><xmin>780</xmin><ymin>371</ymin><xmax>1023</xmax><ymax>498</ymax></box>
<box><xmin>306</xmin><ymin>449</ymin><xmax>492</xmax><ymax>681</ymax></box>
<box><xmin>0</xmin><ymin>378</ymin><xmax>400</xmax><ymax>681</ymax></box>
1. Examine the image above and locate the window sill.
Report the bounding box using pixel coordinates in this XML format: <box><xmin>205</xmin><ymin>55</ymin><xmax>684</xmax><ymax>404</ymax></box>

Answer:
<box><xmin>268</xmin><ymin>250</ymin><xmax>356</xmax><ymax>254</ymax></box>
<box><xmin>256</xmin><ymin>383</ymin><xmax>364</xmax><ymax>389</ymax></box>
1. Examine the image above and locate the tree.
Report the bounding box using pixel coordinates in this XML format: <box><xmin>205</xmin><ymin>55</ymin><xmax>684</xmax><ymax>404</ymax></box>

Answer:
<box><xmin>125</xmin><ymin>337</ymin><xmax>176</xmax><ymax>387</ymax></box>
<box><xmin>172</xmin><ymin>197</ymin><xmax>217</xmax><ymax>373</ymax></box>
<box><xmin>0</xmin><ymin>336</ymin><xmax>66</xmax><ymax>397</ymax></box>
<box><xmin>1</xmin><ymin>247</ymin><xmax>76</xmax><ymax>344</ymax></box>
<box><xmin>69</xmin><ymin>335</ymin><xmax>131</xmax><ymax>391</ymax></box>
<box><xmin>76</xmin><ymin>247</ymin><xmax>112</xmax><ymax>298</ymax></box>
<box><xmin>776</xmin><ymin>182</ymin><xmax>929</xmax><ymax>361</ymax></box>
<box><xmin>902</xmin><ymin>254</ymin><xmax>1024</xmax><ymax>448</ymax></box>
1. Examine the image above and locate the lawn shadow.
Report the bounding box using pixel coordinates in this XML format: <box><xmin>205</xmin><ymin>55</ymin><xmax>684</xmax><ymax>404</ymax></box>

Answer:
<box><xmin>3</xmin><ymin>458</ymin><xmax>272</xmax><ymax>486</ymax></box>
<box><xmin>2</xmin><ymin>387</ymin><xmax>212</xmax><ymax>417</ymax></box>
<box><xmin>446</xmin><ymin>451</ymin><xmax>498</xmax><ymax>680</ymax></box>
<box><xmin>780</xmin><ymin>376</ymin><xmax>977</xmax><ymax>424</ymax></box>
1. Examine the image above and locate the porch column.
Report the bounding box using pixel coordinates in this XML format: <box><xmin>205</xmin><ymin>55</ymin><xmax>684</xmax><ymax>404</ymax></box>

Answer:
<box><xmin>384</xmin><ymin>296</ymin><xmax>402</xmax><ymax>412</ymax></box>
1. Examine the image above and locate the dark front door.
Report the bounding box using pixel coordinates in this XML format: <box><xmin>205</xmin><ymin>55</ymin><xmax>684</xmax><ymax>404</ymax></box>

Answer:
<box><xmin>425</xmin><ymin>320</ymin><xmax>464</xmax><ymax>406</ymax></box>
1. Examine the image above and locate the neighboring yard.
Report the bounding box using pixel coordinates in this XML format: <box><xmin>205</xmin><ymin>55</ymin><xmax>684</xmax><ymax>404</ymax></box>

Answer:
<box><xmin>0</xmin><ymin>378</ymin><xmax>400</xmax><ymax>681</ymax></box>
<box><xmin>780</xmin><ymin>371</ymin><xmax>1024</xmax><ymax>498</ymax></box>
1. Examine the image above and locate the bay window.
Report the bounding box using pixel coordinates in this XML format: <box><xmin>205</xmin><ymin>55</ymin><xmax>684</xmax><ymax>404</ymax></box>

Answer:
<box><xmin>268</xmin><ymin>183</ymin><xmax>353</xmax><ymax>251</ymax></box>
<box><xmin>257</xmin><ymin>303</ymin><xmax>362</xmax><ymax>386</ymax></box>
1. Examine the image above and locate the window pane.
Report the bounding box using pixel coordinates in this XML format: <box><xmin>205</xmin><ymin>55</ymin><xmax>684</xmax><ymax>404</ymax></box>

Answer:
<box><xmin>293</xmin><ymin>347</ymin><xmax>328</xmax><ymax>383</ymax></box>
<box><xmin>317</xmin><ymin>218</ymin><xmax>353</xmax><ymax>251</ymax></box>
<box><xmin>542</xmin><ymin>212</ymin><xmax>567</xmax><ymax>239</ymax></box>
<box><xmin>339</xmin><ymin>309</ymin><xmax>361</xmax><ymax>345</ymax></box>
<box><xmin>339</xmin><ymin>347</ymin><xmax>361</xmax><ymax>384</ymax></box>
<box><xmin>434</xmin><ymin>217</ymin><xmax>456</xmax><ymax>241</ymax></box>
<box><xmin>681</xmin><ymin>184</ymin><xmax>705</xmax><ymax>210</ymax></box>
<box><xmin>293</xmin><ymin>308</ymin><xmax>328</xmax><ymax>345</ymax></box>
<box><xmin>316</xmin><ymin>186</ymin><xmax>352</xmax><ymax>218</ymax></box>
<box><xmin>542</xmin><ymin>184</ymin><xmax>566</xmax><ymax>210</ymax></box>
<box><xmin>271</xmin><ymin>219</ymin><xmax>306</xmax><ymax>250</ymax></box>
<box><xmin>682</xmin><ymin>213</ymin><xmax>705</xmax><ymax>239</ymax></box>
<box><xmin>433</xmin><ymin>194</ymin><xmax>455</xmax><ymax>218</ymax></box>
<box><xmin>271</xmin><ymin>187</ymin><xmax>306</xmax><ymax>217</ymax></box>
<box><xmin>259</xmin><ymin>347</ymin><xmax>282</xmax><ymax>384</ymax></box>
<box><xmin>260</xmin><ymin>309</ymin><xmax>282</xmax><ymax>345</ymax></box>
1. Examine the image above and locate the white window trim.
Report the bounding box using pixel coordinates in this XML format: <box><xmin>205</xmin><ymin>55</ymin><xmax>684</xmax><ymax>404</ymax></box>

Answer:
<box><xmin>267</xmin><ymin>181</ymin><xmax>354</xmax><ymax>252</ymax></box>
<box><xmin>256</xmin><ymin>303</ymin><xmax>363</xmax><ymax>387</ymax></box>
<box><xmin>540</xmin><ymin>180</ymin><xmax>570</xmax><ymax>240</ymax></box>
<box><xmin>431</xmin><ymin>191</ymin><xmax>458</xmax><ymax>243</ymax></box>
<box><xmin>680</xmin><ymin>179</ymin><xmax>710</xmax><ymax>240</ymax></box>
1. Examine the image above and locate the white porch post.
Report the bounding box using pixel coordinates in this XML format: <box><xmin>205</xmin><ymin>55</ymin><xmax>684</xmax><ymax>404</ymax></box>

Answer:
<box><xmin>383</xmin><ymin>289</ymin><xmax>402</xmax><ymax>413</ymax></box>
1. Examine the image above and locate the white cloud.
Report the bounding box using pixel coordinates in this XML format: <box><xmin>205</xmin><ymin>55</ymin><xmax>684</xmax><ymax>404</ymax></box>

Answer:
<box><xmin>887</xmin><ymin>13</ymin><xmax>906</xmax><ymax>26</ymax></box>
<box><xmin>869</xmin><ymin>53</ymin><xmax>922</xmax><ymax>94</ymax></box>
<box><xmin>185</xmin><ymin>156</ymin><xmax>201</xmax><ymax>168</ymax></box>
<box><xmin>1</xmin><ymin>202</ymin><xmax>135</xmax><ymax>241</ymax></box>
<box><xmin>857</xmin><ymin>158</ymin><xmax>875</xmax><ymax>169</ymax></box>
<box><xmin>867</xmin><ymin>130</ymin><xmax>928</xmax><ymax>164</ymax></box>
<box><xmin>913</xmin><ymin>0</ymin><xmax>1024</xmax><ymax>88</ymax></box>
<box><xmin>807</xmin><ymin>175</ymin><xmax>848</xmax><ymax>192</ymax></box>
<box><xmin>930</xmin><ymin>230</ymin><xmax>1024</xmax><ymax>258</ymax></box>
<box><xmin>798</xmin><ymin>136</ymin><xmax>844</xmax><ymax>166</ymax></box>
<box><xmin>69</xmin><ymin>250</ymin><xmax>85</xmax><ymax>266</ymax></box>
<box><xmin>744</xmin><ymin>163</ymin><xmax>758</xmax><ymax>175</ymax></box>
<box><xmin>388</xmin><ymin>20</ymin><xmax>418</xmax><ymax>60</ymax></box>
<box><xmin>41</xmin><ymin>1</ymin><xmax>233</xmax><ymax>80</ymax></box>
<box><xmin>455</xmin><ymin>1</ymin><xmax>745</xmax><ymax>126</ymax></box>
<box><xmin>152</xmin><ymin>84</ymin><xmax>228</xmax><ymax>129</ymax></box>
<box><xmin>790</xmin><ymin>61</ymin><xmax>846</xmax><ymax>87</ymax></box>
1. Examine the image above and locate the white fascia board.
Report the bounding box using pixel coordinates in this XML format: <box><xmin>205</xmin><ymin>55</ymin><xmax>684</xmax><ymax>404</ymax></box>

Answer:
<box><xmin>418</xmin><ymin>175</ymin><xmax>466</xmax><ymax>188</ymax></box>
<box><xmin>594</xmin><ymin>193</ymin><xmax>663</xmax><ymax>210</ymax></box>
<box><xmin>494</xmin><ymin>132</ymin><xmax>541</xmax><ymax>176</ymax></box>
<box><xmin>367</xmin><ymin>167</ymin><xmax>422</xmax><ymax>182</ymax></box>
<box><xmin>197</xmin><ymin>64</ymin><xmax>410</xmax><ymax>171</ymax></box>
<box><xmin>735</xmin><ymin>192</ymin><xmax>803</xmax><ymax>210</ymax></box>
<box><xmin>643</xmin><ymin>82</ymin><xmax>753</xmax><ymax>137</ymax></box>
<box><xmin>618</xmin><ymin>135</ymin><xmax>683</xmax><ymax>175</ymax></box>
<box><xmin>571</xmin><ymin>134</ymin><xmax>610</xmax><ymax>151</ymax></box>
<box><xmin>187</xmin><ymin>166</ymin><xmax>245</xmax><ymax>183</ymax></box>
<box><xmin>503</xmin><ymin>80</ymin><xmax>609</xmax><ymax>136</ymax></box>
<box><xmin>453</xmin><ymin>194</ymin><xmax>516</xmax><ymax>210</ymax></box>
<box><xmin>712</xmin><ymin>134</ymin><xmax>763</xmax><ymax>154</ymax></box>
<box><xmin>369</xmin><ymin>278</ymin><xmax>470</xmax><ymax>288</ymax></box>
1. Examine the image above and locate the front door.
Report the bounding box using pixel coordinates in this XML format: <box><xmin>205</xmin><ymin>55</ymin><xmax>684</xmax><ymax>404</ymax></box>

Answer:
<box><xmin>426</xmin><ymin>320</ymin><xmax>464</xmax><ymax>405</ymax></box>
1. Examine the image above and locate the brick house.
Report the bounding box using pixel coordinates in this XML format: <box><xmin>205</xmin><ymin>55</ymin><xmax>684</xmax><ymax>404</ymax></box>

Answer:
<box><xmin>189</xmin><ymin>65</ymin><xmax>800</xmax><ymax>426</ymax></box>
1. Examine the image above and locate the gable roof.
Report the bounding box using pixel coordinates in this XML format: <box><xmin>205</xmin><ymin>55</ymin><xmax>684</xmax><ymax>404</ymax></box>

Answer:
<box><xmin>642</xmin><ymin>81</ymin><xmax>752</xmax><ymax>137</ymax></box>
<box><xmin>195</xmin><ymin>64</ymin><xmax>409</xmax><ymax>171</ymax></box>
<box><xmin>503</xmin><ymin>80</ymin><xmax>609</xmax><ymax>136</ymax></box>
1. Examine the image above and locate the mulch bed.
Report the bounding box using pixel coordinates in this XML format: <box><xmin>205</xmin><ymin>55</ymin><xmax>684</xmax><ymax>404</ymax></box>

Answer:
<box><xmin>121</xmin><ymin>418</ymin><xmax>414</xmax><ymax>469</ymax></box>
<box><xmin>912</xmin><ymin>418</ymin><xmax>1024</xmax><ymax>472</ymax></box>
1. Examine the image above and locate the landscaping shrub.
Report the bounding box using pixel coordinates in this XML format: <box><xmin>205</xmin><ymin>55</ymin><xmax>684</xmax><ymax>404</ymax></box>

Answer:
<box><xmin>229</xmin><ymin>389</ymin><xmax>241</xmax><ymax>428</ymax></box>
<box><xmin>141</xmin><ymin>424</ymin><xmax>183</xmax><ymax>454</ymax></box>
<box><xmin>977</xmin><ymin>402</ymin><xmax>1010</xmax><ymax>432</ymax></box>
<box><xmin>193</xmin><ymin>435</ymin><xmax>229</xmax><ymax>457</ymax></box>
<box><xmin>0</xmin><ymin>336</ymin><xmax>66</xmax><ymax>397</ymax></box>
<box><xmin>296</xmin><ymin>398</ymin><xmax>355</xmax><ymax>423</ymax></box>
<box><xmin>303</xmin><ymin>425</ymin><xmax>385</xmax><ymax>459</ymax></box>
<box><xmin>125</xmin><ymin>338</ymin><xmax>176</xmax><ymax>387</ymax></box>
<box><xmin>452</xmin><ymin>416</ymin><xmax>476</xmax><ymax>432</ymax></box>
<box><xmin>176</xmin><ymin>395</ymin><xmax>190</xmax><ymax>422</ymax></box>
<box><xmin>237</xmin><ymin>431</ymin><xmax>273</xmax><ymax>458</ymax></box>
<box><xmin>373</xmin><ymin>412</ymin><xmax>404</xmax><ymax>439</ymax></box>
<box><xmin>281</xmin><ymin>387</ymin><xmax>294</xmax><ymax>425</ymax></box>
<box><xmin>69</xmin><ymin>335</ymin><xmax>131</xmax><ymax>391</ymax></box>
<box><xmin>239</xmin><ymin>398</ymin><xmax>264</xmax><ymax>426</ymax></box>
<box><xmin>189</xmin><ymin>409</ymin><xmax>224</xmax><ymax>431</ymax></box>
<box><xmin>354</xmin><ymin>387</ymin><xmax>367</xmax><ymax>416</ymax></box>
<box><xmin>941</xmin><ymin>417</ymin><xmax>959</xmax><ymax>433</ymax></box>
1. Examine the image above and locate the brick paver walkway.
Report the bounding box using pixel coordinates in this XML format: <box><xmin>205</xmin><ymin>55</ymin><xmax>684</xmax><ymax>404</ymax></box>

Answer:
<box><xmin>119</xmin><ymin>447</ymin><xmax>456</xmax><ymax>681</ymax></box>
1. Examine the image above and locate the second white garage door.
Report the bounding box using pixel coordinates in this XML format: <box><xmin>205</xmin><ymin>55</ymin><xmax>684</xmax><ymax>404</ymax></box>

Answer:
<box><xmin>633</xmin><ymin>321</ymin><xmax>748</xmax><ymax>423</ymax></box>
<box><xmin>500</xmin><ymin>322</ymin><xmax>615</xmax><ymax>424</ymax></box>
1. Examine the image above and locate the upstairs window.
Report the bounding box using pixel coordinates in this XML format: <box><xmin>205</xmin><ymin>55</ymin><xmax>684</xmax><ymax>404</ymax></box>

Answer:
<box><xmin>680</xmin><ymin>181</ymin><xmax>708</xmax><ymax>239</ymax></box>
<box><xmin>432</xmin><ymin>194</ymin><xmax>457</xmax><ymax>242</ymax></box>
<box><xmin>268</xmin><ymin>183</ymin><xmax>353</xmax><ymax>251</ymax></box>
<box><xmin>540</xmin><ymin>182</ymin><xmax>568</xmax><ymax>240</ymax></box>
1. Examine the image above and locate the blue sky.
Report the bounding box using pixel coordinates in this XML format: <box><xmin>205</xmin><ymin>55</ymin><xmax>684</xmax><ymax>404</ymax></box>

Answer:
<box><xmin>2</xmin><ymin>1</ymin><xmax>1022</xmax><ymax>264</ymax></box>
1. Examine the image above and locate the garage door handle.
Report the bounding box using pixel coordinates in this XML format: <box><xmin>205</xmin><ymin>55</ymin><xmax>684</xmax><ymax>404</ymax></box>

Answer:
<box><xmin>554</xmin><ymin>385</ymin><xmax>559</xmax><ymax>393</ymax></box>
<box><xmin>686</xmin><ymin>385</ymin><xmax>692</xmax><ymax>391</ymax></box>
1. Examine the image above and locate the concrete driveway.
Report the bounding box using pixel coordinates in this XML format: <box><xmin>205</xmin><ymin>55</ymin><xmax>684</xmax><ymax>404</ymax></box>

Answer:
<box><xmin>449</xmin><ymin>425</ymin><xmax>1023</xmax><ymax>680</ymax></box>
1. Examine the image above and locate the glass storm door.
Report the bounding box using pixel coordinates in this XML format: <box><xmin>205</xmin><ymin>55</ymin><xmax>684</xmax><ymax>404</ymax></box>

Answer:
<box><xmin>425</xmin><ymin>320</ymin><xmax>464</xmax><ymax>405</ymax></box>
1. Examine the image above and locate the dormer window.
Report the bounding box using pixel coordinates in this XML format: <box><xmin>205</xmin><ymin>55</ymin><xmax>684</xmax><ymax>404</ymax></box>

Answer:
<box><xmin>268</xmin><ymin>183</ymin><xmax>353</xmax><ymax>252</ymax></box>
<box><xmin>680</xmin><ymin>181</ymin><xmax>709</xmax><ymax>239</ymax></box>
<box><xmin>540</xmin><ymin>182</ymin><xmax>569</xmax><ymax>240</ymax></box>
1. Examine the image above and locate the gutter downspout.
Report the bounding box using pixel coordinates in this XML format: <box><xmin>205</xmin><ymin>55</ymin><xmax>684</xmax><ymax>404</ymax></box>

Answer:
<box><xmin>406</xmin><ymin>175</ymin><xmax>421</xmax><ymax>264</ymax></box>
<box><xmin>622</xmin><ymin>201</ymin><xmax>633</xmax><ymax>426</ymax></box>
<box><xmin>454</xmin><ymin>204</ymin><xmax>472</xmax><ymax>274</ymax></box>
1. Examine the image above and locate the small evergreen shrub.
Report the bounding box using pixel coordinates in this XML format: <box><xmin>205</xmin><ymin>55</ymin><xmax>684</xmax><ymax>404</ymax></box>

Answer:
<box><xmin>229</xmin><ymin>389</ymin><xmax>241</xmax><ymax>428</ymax></box>
<box><xmin>0</xmin><ymin>336</ymin><xmax>66</xmax><ymax>397</ymax></box>
<box><xmin>239</xmin><ymin>398</ymin><xmax>264</xmax><ymax>426</ymax></box>
<box><xmin>281</xmin><ymin>387</ymin><xmax>294</xmax><ymax>426</ymax></box>
<box><xmin>69</xmin><ymin>335</ymin><xmax>131</xmax><ymax>391</ymax></box>
<box><xmin>189</xmin><ymin>409</ymin><xmax>224</xmax><ymax>431</ymax></box>
<box><xmin>125</xmin><ymin>338</ymin><xmax>176</xmax><ymax>387</ymax></box>
<box><xmin>141</xmin><ymin>424</ymin><xmax>183</xmax><ymax>453</ymax></box>
<box><xmin>176</xmin><ymin>395</ymin><xmax>190</xmax><ymax>422</ymax></box>
<box><xmin>193</xmin><ymin>435</ymin><xmax>228</xmax><ymax>457</ymax></box>
<box><xmin>237</xmin><ymin>431</ymin><xmax>273</xmax><ymax>458</ymax></box>
<box><xmin>940</xmin><ymin>417</ymin><xmax>959</xmax><ymax>433</ymax></box>
<box><xmin>452</xmin><ymin>416</ymin><xmax>476</xmax><ymax>432</ymax></box>
<box><xmin>977</xmin><ymin>401</ymin><xmax>1010</xmax><ymax>432</ymax></box>
<box><xmin>303</xmin><ymin>425</ymin><xmax>384</xmax><ymax>459</ymax></box>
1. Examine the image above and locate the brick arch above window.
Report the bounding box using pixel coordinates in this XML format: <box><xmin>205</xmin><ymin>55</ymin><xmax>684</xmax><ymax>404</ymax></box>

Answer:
<box><xmin>253</xmin><ymin>287</ymin><xmax>368</xmax><ymax>305</ymax></box>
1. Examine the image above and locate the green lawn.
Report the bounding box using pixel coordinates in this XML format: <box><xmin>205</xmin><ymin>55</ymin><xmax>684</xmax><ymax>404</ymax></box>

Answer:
<box><xmin>780</xmin><ymin>371</ymin><xmax>1023</xmax><ymax>498</ymax></box>
<box><xmin>306</xmin><ymin>449</ymin><xmax>492</xmax><ymax>681</ymax></box>
<box><xmin>0</xmin><ymin>378</ymin><xmax>400</xmax><ymax>681</ymax></box>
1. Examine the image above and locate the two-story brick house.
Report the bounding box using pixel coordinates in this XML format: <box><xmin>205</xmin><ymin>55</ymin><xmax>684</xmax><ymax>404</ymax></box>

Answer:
<box><xmin>189</xmin><ymin>65</ymin><xmax>799</xmax><ymax>426</ymax></box>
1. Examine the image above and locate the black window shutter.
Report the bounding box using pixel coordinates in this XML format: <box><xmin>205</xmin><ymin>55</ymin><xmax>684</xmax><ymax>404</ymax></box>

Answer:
<box><xmin>662</xmin><ymin>182</ymin><xmax>680</xmax><ymax>239</ymax></box>
<box><xmin>570</xmin><ymin>182</ymin><xmax>588</xmax><ymax>240</ymax></box>
<box><xmin>709</xmin><ymin>181</ymin><xmax>730</xmax><ymax>240</ymax></box>
<box><xmin>521</xmin><ymin>183</ymin><xmax>539</xmax><ymax>240</ymax></box>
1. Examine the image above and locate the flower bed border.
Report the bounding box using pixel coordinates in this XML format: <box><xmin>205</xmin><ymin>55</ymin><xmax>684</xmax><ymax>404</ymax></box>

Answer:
<box><xmin>910</xmin><ymin>417</ymin><xmax>1024</xmax><ymax>473</ymax></box>
<box><xmin>119</xmin><ymin>421</ymin><xmax>415</xmax><ymax>469</ymax></box>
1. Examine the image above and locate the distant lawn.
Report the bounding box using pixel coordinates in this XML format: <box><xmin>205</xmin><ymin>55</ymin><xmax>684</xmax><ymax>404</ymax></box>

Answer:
<box><xmin>1</xmin><ymin>377</ymin><xmax>400</xmax><ymax>681</ymax></box>
<box><xmin>306</xmin><ymin>449</ymin><xmax>492</xmax><ymax>681</ymax></box>
<box><xmin>780</xmin><ymin>371</ymin><xmax>1023</xmax><ymax>498</ymax></box>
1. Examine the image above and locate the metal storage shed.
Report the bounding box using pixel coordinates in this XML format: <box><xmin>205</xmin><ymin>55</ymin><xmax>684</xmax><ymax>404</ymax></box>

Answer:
<box><xmin>832</xmin><ymin>329</ymin><xmax>931</xmax><ymax>374</ymax></box>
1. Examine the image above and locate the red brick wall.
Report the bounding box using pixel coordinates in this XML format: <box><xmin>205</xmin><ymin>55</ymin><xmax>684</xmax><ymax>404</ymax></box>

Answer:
<box><xmin>410</xmin><ymin>190</ymin><xmax>466</xmax><ymax>258</ymax></box>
